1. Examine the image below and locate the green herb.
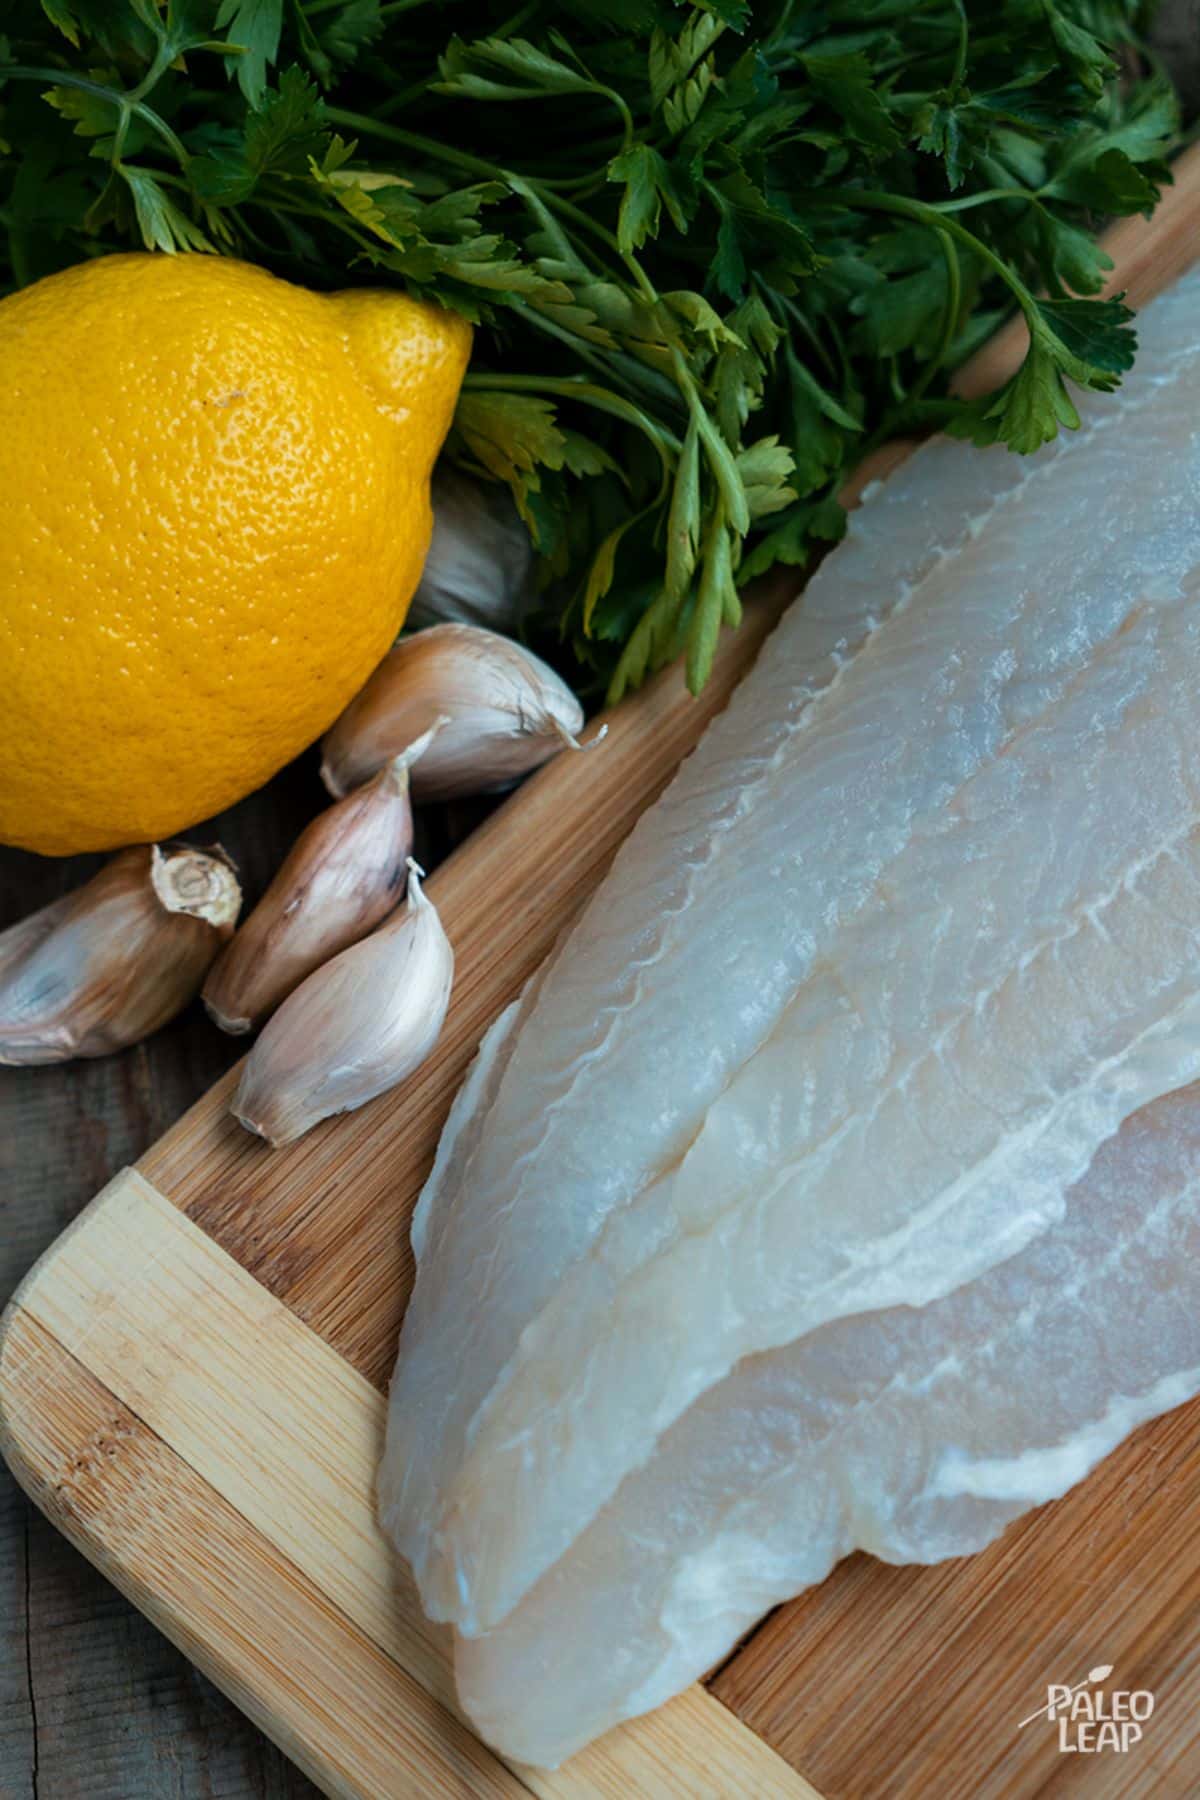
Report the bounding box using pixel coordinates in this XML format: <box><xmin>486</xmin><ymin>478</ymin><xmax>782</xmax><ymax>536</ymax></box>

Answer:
<box><xmin>0</xmin><ymin>0</ymin><xmax>1177</xmax><ymax>698</ymax></box>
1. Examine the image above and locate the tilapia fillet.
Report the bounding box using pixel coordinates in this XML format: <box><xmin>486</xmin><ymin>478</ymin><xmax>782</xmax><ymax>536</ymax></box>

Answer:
<box><xmin>455</xmin><ymin>1084</ymin><xmax>1200</xmax><ymax>1766</ymax></box>
<box><xmin>381</xmin><ymin>261</ymin><xmax>1200</xmax><ymax>1757</ymax></box>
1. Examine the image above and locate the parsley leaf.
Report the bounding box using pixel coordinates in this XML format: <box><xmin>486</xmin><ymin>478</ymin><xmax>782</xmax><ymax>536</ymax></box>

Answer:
<box><xmin>217</xmin><ymin>0</ymin><xmax>283</xmax><ymax>108</ymax></box>
<box><xmin>609</xmin><ymin>144</ymin><xmax>689</xmax><ymax>253</ymax></box>
<box><xmin>951</xmin><ymin>297</ymin><xmax>1136</xmax><ymax>453</ymax></box>
<box><xmin>121</xmin><ymin>164</ymin><xmax>216</xmax><ymax>254</ymax></box>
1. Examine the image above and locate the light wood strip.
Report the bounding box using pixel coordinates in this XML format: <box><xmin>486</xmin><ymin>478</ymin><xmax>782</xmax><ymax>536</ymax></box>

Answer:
<box><xmin>8</xmin><ymin>1166</ymin><xmax>452</xmax><ymax>1703</ymax></box>
<box><xmin>1</xmin><ymin>1168</ymin><xmax>815</xmax><ymax>1800</ymax></box>
<box><xmin>0</xmin><ymin>1308</ymin><xmax>525</xmax><ymax>1800</ymax></box>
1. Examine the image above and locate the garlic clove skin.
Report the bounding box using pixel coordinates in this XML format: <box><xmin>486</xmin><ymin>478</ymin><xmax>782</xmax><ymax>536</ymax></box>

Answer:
<box><xmin>0</xmin><ymin>843</ymin><xmax>241</xmax><ymax>1066</ymax></box>
<box><xmin>409</xmin><ymin>466</ymin><xmax>535</xmax><ymax>635</ymax></box>
<box><xmin>232</xmin><ymin>860</ymin><xmax>454</xmax><ymax>1147</ymax></box>
<box><xmin>202</xmin><ymin>735</ymin><xmax>436</xmax><ymax>1036</ymax></box>
<box><xmin>321</xmin><ymin>623</ymin><xmax>595</xmax><ymax>803</ymax></box>
<box><xmin>0</xmin><ymin>890</ymin><xmax>75</xmax><ymax>983</ymax></box>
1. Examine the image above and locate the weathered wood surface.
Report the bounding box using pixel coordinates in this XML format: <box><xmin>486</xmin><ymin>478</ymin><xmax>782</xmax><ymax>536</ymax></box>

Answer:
<box><xmin>0</xmin><ymin>766</ymin><xmax>327</xmax><ymax>1800</ymax></box>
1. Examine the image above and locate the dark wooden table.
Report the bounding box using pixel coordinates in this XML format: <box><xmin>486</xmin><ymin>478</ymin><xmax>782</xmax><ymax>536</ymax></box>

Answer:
<box><xmin>0</xmin><ymin>764</ymin><xmax>317</xmax><ymax>1800</ymax></box>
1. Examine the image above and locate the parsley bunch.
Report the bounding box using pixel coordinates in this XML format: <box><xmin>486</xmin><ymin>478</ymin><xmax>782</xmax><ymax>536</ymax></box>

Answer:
<box><xmin>0</xmin><ymin>0</ymin><xmax>1177</xmax><ymax>697</ymax></box>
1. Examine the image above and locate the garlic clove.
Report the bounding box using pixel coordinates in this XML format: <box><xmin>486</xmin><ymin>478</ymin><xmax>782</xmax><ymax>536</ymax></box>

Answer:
<box><xmin>0</xmin><ymin>890</ymin><xmax>74</xmax><ymax>983</ymax></box>
<box><xmin>231</xmin><ymin>860</ymin><xmax>454</xmax><ymax>1147</ymax></box>
<box><xmin>409</xmin><ymin>465</ymin><xmax>535</xmax><ymax>634</ymax></box>
<box><xmin>0</xmin><ymin>843</ymin><xmax>241</xmax><ymax>1066</ymax></box>
<box><xmin>321</xmin><ymin>623</ymin><xmax>601</xmax><ymax>803</ymax></box>
<box><xmin>203</xmin><ymin>732</ymin><xmax>439</xmax><ymax>1036</ymax></box>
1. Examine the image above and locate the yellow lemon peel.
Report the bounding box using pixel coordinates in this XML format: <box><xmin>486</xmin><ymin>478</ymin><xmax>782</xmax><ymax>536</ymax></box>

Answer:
<box><xmin>0</xmin><ymin>253</ymin><xmax>472</xmax><ymax>855</ymax></box>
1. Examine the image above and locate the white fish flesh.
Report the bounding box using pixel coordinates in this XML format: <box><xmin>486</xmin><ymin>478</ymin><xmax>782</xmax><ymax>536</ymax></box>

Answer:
<box><xmin>381</xmin><ymin>260</ymin><xmax>1200</xmax><ymax>1749</ymax></box>
<box><xmin>453</xmin><ymin>1082</ymin><xmax>1200</xmax><ymax>1765</ymax></box>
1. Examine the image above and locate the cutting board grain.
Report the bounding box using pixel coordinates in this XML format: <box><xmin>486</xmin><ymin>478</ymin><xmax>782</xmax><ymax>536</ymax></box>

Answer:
<box><xmin>3</xmin><ymin>143</ymin><xmax>1200</xmax><ymax>1800</ymax></box>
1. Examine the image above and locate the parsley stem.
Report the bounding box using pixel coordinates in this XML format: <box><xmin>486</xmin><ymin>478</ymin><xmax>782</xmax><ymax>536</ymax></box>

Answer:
<box><xmin>510</xmin><ymin>299</ymin><xmax>682</xmax><ymax>410</ymax></box>
<box><xmin>321</xmin><ymin>107</ymin><xmax>599</xmax><ymax>194</ymax></box>
<box><xmin>304</xmin><ymin>0</ymin><xmax>438</xmax><ymax>12</ymax></box>
<box><xmin>950</xmin><ymin>0</ymin><xmax>969</xmax><ymax>88</ymax></box>
<box><xmin>926</xmin><ymin>187</ymin><xmax>1037</xmax><ymax>213</ymax></box>
<box><xmin>124</xmin><ymin>41</ymin><xmax>178</xmax><ymax>107</ymax></box>
<box><xmin>906</xmin><ymin>228</ymin><xmax>962</xmax><ymax>409</ymax></box>
<box><xmin>821</xmin><ymin>188</ymin><xmax>1040</xmax><ymax>321</ymax></box>
<box><xmin>492</xmin><ymin>1</ymin><xmax>542</xmax><ymax>38</ymax></box>
<box><xmin>539</xmin><ymin>191</ymin><xmax>630</xmax><ymax>270</ymax></box>
<box><xmin>3</xmin><ymin>67</ymin><xmax>190</xmax><ymax>168</ymax></box>
<box><xmin>323</xmin><ymin>110</ymin><xmax>499</xmax><ymax>180</ymax></box>
<box><xmin>575</xmin><ymin>226</ymin><xmax>738</xmax><ymax>517</ymax></box>
<box><xmin>258</xmin><ymin>195</ymin><xmax>379</xmax><ymax>254</ymax></box>
<box><xmin>329</xmin><ymin>71</ymin><xmax>633</xmax><ymax>161</ymax></box>
<box><xmin>765</xmin><ymin>0</ymin><xmax>797</xmax><ymax>50</ymax></box>
<box><xmin>775</xmin><ymin>292</ymin><xmax>838</xmax><ymax>383</ymax></box>
<box><xmin>376</xmin><ymin>79</ymin><xmax>438</xmax><ymax>119</ymax></box>
<box><xmin>527</xmin><ymin>185</ymin><xmax>662</xmax><ymax>297</ymax></box>
<box><xmin>461</xmin><ymin>372</ymin><xmax>682</xmax><ymax>459</ymax></box>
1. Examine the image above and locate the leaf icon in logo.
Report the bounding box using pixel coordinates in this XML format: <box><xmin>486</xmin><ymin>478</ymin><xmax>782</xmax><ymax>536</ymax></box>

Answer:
<box><xmin>1017</xmin><ymin>1663</ymin><xmax>1116</xmax><ymax>1728</ymax></box>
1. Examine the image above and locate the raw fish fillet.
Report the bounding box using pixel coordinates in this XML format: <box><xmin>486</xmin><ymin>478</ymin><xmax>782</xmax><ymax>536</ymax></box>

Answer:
<box><xmin>453</xmin><ymin>1083</ymin><xmax>1200</xmax><ymax>1764</ymax></box>
<box><xmin>382</xmin><ymin>264</ymin><xmax>1200</xmax><ymax>1660</ymax></box>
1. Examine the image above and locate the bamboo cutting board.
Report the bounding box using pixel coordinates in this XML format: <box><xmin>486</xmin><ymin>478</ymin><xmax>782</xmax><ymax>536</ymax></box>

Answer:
<box><xmin>4</xmin><ymin>150</ymin><xmax>1200</xmax><ymax>1800</ymax></box>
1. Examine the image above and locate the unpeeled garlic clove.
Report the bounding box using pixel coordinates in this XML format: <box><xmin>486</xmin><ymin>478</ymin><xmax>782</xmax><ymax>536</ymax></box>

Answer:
<box><xmin>203</xmin><ymin>733</ymin><xmax>436</xmax><ymax>1035</ymax></box>
<box><xmin>0</xmin><ymin>844</ymin><xmax>241</xmax><ymax>1066</ymax></box>
<box><xmin>321</xmin><ymin>623</ymin><xmax>600</xmax><ymax>803</ymax></box>
<box><xmin>231</xmin><ymin>860</ymin><xmax>454</xmax><ymax>1147</ymax></box>
<box><xmin>0</xmin><ymin>890</ymin><xmax>73</xmax><ymax>983</ymax></box>
<box><xmin>409</xmin><ymin>465</ymin><xmax>535</xmax><ymax>634</ymax></box>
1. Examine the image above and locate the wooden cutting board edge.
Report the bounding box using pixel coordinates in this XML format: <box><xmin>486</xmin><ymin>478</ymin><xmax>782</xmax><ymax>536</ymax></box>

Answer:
<box><xmin>3</xmin><ymin>143</ymin><xmax>1200</xmax><ymax>1800</ymax></box>
<box><xmin>0</xmin><ymin>1167</ymin><xmax>816</xmax><ymax>1800</ymax></box>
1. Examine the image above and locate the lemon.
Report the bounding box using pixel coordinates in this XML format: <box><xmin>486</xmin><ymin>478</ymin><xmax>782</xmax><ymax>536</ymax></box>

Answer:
<box><xmin>0</xmin><ymin>253</ymin><xmax>472</xmax><ymax>855</ymax></box>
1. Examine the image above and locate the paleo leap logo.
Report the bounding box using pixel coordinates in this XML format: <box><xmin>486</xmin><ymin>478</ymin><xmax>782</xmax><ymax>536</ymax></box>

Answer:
<box><xmin>1018</xmin><ymin>1664</ymin><xmax>1155</xmax><ymax>1754</ymax></box>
